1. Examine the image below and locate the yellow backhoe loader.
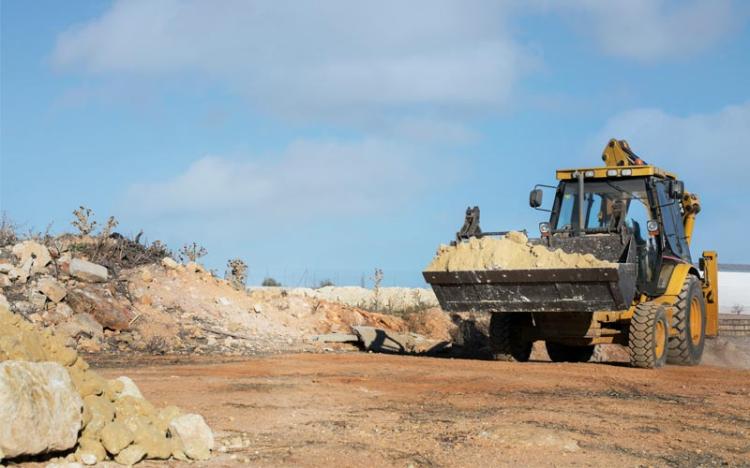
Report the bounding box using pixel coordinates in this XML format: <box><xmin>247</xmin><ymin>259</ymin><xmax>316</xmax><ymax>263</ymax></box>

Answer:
<box><xmin>424</xmin><ymin>139</ymin><xmax>718</xmax><ymax>368</ymax></box>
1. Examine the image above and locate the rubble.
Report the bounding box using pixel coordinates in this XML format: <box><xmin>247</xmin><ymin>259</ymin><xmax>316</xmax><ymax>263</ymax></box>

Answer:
<box><xmin>0</xmin><ymin>305</ymin><xmax>214</xmax><ymax>465</ymax></box>
<box><xmin>0</xmin><ymin>228</ymin><xmax>455</xmax><ymax>359</ymax></box>
<box><xmin>426</xmin><ymin>231</ymin><xmax>614</xmax><ymax>271</ymax></box>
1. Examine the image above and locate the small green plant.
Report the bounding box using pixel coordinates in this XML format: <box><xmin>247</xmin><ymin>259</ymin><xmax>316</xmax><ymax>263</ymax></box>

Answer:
<box><xmin>318</xmin><ymin>279</ymin><xmax>335</xmax><ymax>288</ymax></box>
<box><xmin>72</xmin><ymin>206</ymin><xmax>97</xmax><ymax>236</ymax></box>
<box><xmin>262</xmin><ymin>277</ymin><xmax>281</xmax><ymax>287</ymax></box>
<box><xmin>226</xmin><ymin>258</ymin><xmax>248</xmax><ymax>290</ymax></box>
<box><xmin>179</xmin><ymin>242</ymin><xmax>208</xmax><ymax>262</ymax></box>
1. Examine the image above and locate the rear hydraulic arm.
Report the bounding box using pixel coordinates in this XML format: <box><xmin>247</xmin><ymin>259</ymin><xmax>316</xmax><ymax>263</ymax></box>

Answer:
<box><xmin>681</xmin><ymin>192</ymin><xmax>701</xmax><ymax>245</ymax></box>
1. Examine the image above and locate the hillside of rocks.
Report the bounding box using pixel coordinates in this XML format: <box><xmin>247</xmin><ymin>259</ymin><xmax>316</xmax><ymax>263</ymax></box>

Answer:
<box><xmin>0</xmin><ymin>230</ymin><xmax>456</xmax><ymax>360</ymax></box>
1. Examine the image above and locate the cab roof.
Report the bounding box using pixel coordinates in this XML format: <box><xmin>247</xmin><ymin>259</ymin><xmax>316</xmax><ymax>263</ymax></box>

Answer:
<box><xmin>556</xmin><ymin>165</ymin><xmax>677</xmax><ymax>181</ymax></box>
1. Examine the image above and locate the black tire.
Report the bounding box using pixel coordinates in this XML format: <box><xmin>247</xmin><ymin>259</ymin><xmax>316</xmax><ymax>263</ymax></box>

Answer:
<box><xmin>628</xmin><ymin>302</ymin><xmax>669</xmax><ymax>369</ymax></box>
<box><xmin>545</xmin><ymin>342</ymin><xmax>595</xmax><ymax>363</ymax></box>
<box><xmin>667</xmin><ymin>275</ymin><xmax>706</xmax><ymax>366</ymax></box>
<box><xmin>489</xmin><ymin>313</ymin><xmax>532</xmax><ymax>362</ymax></box>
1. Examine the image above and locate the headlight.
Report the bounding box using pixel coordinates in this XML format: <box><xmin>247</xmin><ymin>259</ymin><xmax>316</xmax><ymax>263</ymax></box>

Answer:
<box><xmin>539</xmin><ymin>222</ymin><xmax>551</xmax><ymax>236</ymax></box>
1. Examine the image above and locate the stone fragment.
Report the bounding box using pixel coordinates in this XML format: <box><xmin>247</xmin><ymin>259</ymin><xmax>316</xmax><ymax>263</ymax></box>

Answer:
<box><xmin>68</xmin><ymin>366</ymin><xmax>106</xmax><ymax>397</ymax></box>
<box><xmin>116</xmin><ymin>376</ymin><xmax>144</xmax><ymax>399</ymax></box>
<box><xmin>76</xmin><ymin>437</ymin><xmax>107</xmax><ymax>465</ymax></box>
<box><xmin>12</xmin><ymin>240</ymin><xmax>52</xmax><ymax>274</ymax></box>
<box><xmin>0</xmin><ymin>273</ymin><xmax>10</xmax><ymax>287</ymax></box>
<box><xmin>0</xmin><ymin>361</ymin><xmax>83</xmax><ymax>458</ymax></box>
<box><xmin>114</xmin><ymin>444</ymin><xmax>146</xmax><ymax>465</ymax></box>
<box><xmin>69</xmin><ymin>259</ymin><xmax>108</xmax><ymax>282</ymax></box>
<box><xmin>135</xmin><ymin>425</ymin><xmax>172</xmax><ymax>459</ymax></box>
<box><xmin>56</xmin><ymin>313</ymin><xmax>104</xmax><ymax>342</ymax></box>
<box><xmin>140</xmin><ymin>268</ymin><xmax>153</xmax><ymax>282</ymax></box>
<box><xmin>8</xmin><ymin>258</ymin><xmax>33</xmax><ymax>284</ymax></box>
<box><xmin>101</xmin><ymin>421</ymin><xmax>134</xmax><ymax>455</ymax></box>
<box><xmin>169</xmin><ymin>413</ymin><xmax>214</xmax><ymax>460</ymax></box>
<box><xmin>67</xmin><ymin>286</ymin><xmax>133</xmax><ymax>331</ymax></box>
<box><xmin>0</xmin><ymin>262</ymin><xmax>12</xmax><ymax>273</ymax></box>
<box><xmin>185</xmin><ymin>261</ymin><xmax>205</xmax><ymax>273</ymax></box>
<box><xmin>155</xmin><ymin>405</ymin><xmax>182</xmax><ymax>432</ymax></box>
<box><xmin>42</xmin><ymin>302</ymin><xmax>74</xmax><ymax>324</ymax></box>
<box><xmin>29</xmin><ymin>289</ymin><xmax>48</xmax><ymax>309</ymax></box>
<box><xmin>36</xmin><ymin>277</ymin><xmax>67</xmax><ymax>303</ymax></box>
<box><xmin>83</xmin><ymin>394</ymin><xmax>115</xmax><ymax>433</ymax></box>
<box><xmin>161</xmin><ymin>257</ymin><xmax>179</xmax><ymax>269</ymax></box>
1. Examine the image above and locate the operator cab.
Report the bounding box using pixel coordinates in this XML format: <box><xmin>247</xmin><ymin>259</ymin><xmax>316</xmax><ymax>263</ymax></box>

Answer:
<box><xmin>529</xmin><ymin>166</ymin><xmax>690</xmax><ymax>297</ymax></box>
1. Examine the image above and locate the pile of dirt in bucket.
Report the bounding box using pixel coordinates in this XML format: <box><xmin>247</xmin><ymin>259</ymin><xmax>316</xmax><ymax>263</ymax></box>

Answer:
<box><xmin>425</xmin><ymin>231</ymin><xmax>613</xmax><ymax>272</ymax></box>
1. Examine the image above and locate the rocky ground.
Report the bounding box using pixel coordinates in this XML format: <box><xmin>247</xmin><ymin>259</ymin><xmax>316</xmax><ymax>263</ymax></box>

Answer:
<box><xmin>2</xmin><ymin>230</ymin><xmax>750</xmax><ymax>466</ymax></box>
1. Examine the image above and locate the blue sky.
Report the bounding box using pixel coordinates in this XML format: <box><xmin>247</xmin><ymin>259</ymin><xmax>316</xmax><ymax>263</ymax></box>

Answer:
<box><xmin>1</xmin><ymin>0</ymin><xmax>749</xmax><ymax>286</ymax></box>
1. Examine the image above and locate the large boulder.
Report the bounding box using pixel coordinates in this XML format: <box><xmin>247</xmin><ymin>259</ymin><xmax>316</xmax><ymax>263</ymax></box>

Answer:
<box><xmin>0</xmin><ymin>361</ymin><xmax>83</xmax><ymax>459</ymax></box>
<box><xmin>11</xmin><ymin>241</ymin><xmax>51</xmax><ymax>275</ymax></box>
<box><xmin>69</xmin><ymin>259</ymin><xmax>108</xmax><ymax>283</ymax></box>
<box><xmin>66</xmin><ymin>286</ymin><xmax>134</xmax><ymax>331</ymax></box>
<box><xmin>168</xmin><ymin>413</ymin><xmax>214</xmax><ymax>460</ymax></box>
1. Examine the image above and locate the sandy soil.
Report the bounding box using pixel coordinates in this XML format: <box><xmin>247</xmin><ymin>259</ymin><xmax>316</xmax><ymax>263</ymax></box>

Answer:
<box><xmin>97</xmin><ymin>353</ymin><xmax>750</xmax><ymax>467</ymax></box>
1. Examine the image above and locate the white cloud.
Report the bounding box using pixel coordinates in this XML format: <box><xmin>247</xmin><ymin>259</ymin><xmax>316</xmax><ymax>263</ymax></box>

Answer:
<box><xmin>589</xmin><ymin>102</ymin><xmax>750</xmax><ymax>260</ymax></box>
<box><xmin>54</xmin><ymin>0</ymin><xmax>530</xmax><ymax>121</ymax></box>
<box><xmin>122</xmin><ymin>138</ymin><xmax>449</xmax><ymax>221</ymax></box>
<box><xmin>553</xmin><ymin>0</ymin><xmax>740</xmax><ymax>61</ymax></box>
<box><xmin>590</xmin><ymin>101</ymin><xmax>750</xmax><ymax>184</ymax></box>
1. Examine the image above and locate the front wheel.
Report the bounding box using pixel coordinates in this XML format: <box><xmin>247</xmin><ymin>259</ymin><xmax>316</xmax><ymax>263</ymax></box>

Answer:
<box><xmin>628</xmin><ymin>302</ymin><xmax>669</xmax><ymax>369</ymax></box>
<box><xmin>489</xmin><ymin>313</ymin><xmax>532</xmax><ymax>362</ymax></box>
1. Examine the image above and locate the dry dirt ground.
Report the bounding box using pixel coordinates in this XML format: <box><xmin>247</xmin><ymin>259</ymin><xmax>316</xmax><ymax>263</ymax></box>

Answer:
<box><xmin>96</xmin><ymin>353</ymin><xmax>750</xmax><ymax>468</ymax></box>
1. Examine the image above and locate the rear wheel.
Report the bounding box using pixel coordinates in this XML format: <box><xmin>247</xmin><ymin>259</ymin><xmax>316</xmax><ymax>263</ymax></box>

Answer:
<box><xmin>489</xmin><ymin>313</ymin><xmax>532</xmax><ymax>362</ymax></box>
<box><xmin>545</xmin><ymin>342</ymin><xmax>595</xmax><ymax>363</ymax></box>
<box><xmin>628</xmin><ymin>302</ymin><xmax>669</xmax><ymax>368</ymax></box>
<box><xmin>667</xmin><ymin>275</ymin><xmax>706</xmax><ymax>366</ymax></box>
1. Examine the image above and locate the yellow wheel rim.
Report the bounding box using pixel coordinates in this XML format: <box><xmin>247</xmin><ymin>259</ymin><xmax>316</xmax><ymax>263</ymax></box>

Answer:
<box><xmin>690</xmin><ymin>297</ymin><xmax>702</xmax><ymax>343</ymax></box>
<box><xmin>655</xmin><ymin>320</ymin><xmax>666</xmax><ymax>359</ymax></box>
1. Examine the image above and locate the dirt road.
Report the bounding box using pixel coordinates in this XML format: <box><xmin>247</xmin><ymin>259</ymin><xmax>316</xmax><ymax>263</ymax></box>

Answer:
<box><xmin>98</xmin><ymin>353</ymin><xmax>750</xmax><ymax>467</ymax></box>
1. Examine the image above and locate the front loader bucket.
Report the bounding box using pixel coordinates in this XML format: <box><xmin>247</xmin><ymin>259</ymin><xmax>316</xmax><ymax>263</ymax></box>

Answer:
<box><xmin>423</xmin><ymin>263</ymin><xmax>637</xmax><ymax>313</ymax></box>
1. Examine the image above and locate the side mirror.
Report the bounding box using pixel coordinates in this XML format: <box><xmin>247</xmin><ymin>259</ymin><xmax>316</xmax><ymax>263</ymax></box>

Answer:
<box><xmin>529</xmin><ymin>189</ymin><xmax>543</xmax><ymax>208</ymax></box>
<box><xmin>670</xmin><ymin>180</ymin><xmax>685</xmax><ymax>199</ymax></box>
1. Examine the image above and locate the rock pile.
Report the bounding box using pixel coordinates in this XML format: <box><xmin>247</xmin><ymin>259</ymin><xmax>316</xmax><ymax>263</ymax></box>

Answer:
<box><xmin>0</xmin><ymin>305</ymin><xmax>214</xmax><ymax>465</ymax></box>
<box><xmin>425</xmin><ymin>231</ymin><xmax>614</xmax><ymax>272</ymax></box>
<box><xmin>0</xmin><ymin>236</ymin><xmax>453</xmax><ymax>358</ymax></box>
